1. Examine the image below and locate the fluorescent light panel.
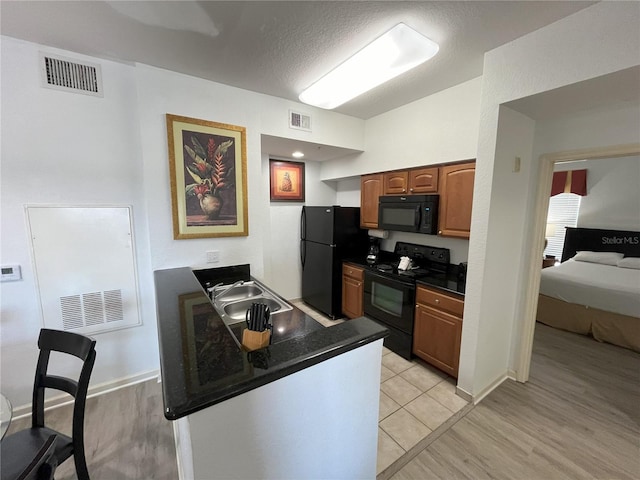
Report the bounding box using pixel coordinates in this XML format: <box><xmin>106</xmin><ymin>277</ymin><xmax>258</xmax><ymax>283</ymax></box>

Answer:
<box><xmin>299</xmin><ymin>23</ymin><xmax>438</xmax><ymax>109</ymax></box>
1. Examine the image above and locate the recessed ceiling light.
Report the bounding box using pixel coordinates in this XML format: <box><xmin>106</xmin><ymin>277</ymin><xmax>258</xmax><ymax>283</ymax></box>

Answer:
<box><xmin>292</xmin><ymin>151</ymin><xmax>304</xmax><ymax>158</ymax></box>
<box><xmin>299</xmin><ymin>23</ymin><xmax>439</xmax><ymax>110</ymax></box>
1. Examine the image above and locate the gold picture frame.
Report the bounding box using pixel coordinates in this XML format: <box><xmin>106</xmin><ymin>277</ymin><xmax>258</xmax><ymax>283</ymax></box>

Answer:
<box><xmin>166</xmin><ymin>114</ymin><xmax>248</xmax><ymax>239</ymax></box>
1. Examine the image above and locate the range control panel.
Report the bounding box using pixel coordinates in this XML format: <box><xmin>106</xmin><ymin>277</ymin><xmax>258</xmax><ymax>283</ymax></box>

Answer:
<box><xmin>393</xmin><ymin>242</ymin><xmax>450</xmax><ymax>266</ymax></box>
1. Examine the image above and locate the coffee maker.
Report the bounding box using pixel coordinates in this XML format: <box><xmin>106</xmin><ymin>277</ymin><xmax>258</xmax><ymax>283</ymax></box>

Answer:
<box><xmin>366</xmin><ymin>237</ymin><xmax>380</xmax><ymax>265</ymax></box>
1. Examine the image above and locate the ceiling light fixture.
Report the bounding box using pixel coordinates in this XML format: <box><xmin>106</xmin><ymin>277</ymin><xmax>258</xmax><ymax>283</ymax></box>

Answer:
<box><xmin>292</xmin><ymin>151</ymin><xmax>304</xmax><ymax>158</ymax></box>
<box><xmin>299</xmin><ymin>23</ymin><xmax>439</xmax><ymax>110</ymax></box>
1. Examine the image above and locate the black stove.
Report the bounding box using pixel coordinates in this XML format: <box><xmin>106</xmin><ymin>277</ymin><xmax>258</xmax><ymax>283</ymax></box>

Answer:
<box><xmin>367</xmin><ymin>242</ymin><xmax>450</xmax><ymax>284</ymax></box>
<box><xmin>363</xmin><ymin>242</ymin><xmax>452</xmax><ymax>360</ymax></box>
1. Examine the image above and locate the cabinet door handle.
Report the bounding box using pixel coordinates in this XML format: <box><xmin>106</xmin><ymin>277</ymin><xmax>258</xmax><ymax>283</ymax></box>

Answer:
<box><xmin>435</xmin><ymin>299</ymin><xmax>440</xmax><ymax>304</ymax></box>
<box><xmin>438</xmin><ymin>230</ymin><xmax>442</xmax><ymax>234</ymax></box>
<box><xmin>410</xmin><ymin>188</ymin><xmax>414</xmax><ymax>192</ymax></box>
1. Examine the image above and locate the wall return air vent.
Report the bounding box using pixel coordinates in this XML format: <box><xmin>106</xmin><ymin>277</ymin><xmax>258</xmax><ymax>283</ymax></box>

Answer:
<box><xmin>40</xmin><ymin>52</ymin><xmax>103</xmax><ymax>97</ymax></box>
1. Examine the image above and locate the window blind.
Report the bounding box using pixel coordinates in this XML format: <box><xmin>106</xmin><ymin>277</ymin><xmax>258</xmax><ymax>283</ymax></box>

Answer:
<box><xmin>544</xmin><ymin>193</ymin><xmax>581</xmax><ymax>259</ymax></box>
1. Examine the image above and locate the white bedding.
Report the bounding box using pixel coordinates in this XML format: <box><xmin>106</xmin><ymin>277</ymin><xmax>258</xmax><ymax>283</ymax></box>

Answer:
<box><xmin>539</xmin><ymin>259</ymin><xmax>640</xmax><ymax>318</ymax></box>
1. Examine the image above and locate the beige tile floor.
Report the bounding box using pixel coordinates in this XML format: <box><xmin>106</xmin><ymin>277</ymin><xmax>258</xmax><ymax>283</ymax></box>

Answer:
<box><xmin>290</xmin><ymin>300</ymin><xmax>470</xmax><ymax>476</ymax></box>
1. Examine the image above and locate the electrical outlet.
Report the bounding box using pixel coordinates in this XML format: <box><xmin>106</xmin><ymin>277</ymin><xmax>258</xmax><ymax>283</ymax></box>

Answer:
<box><xmin>206</xmin><ymin>250</ymin><xmax>220</xmax><ymax>263</ymax></box>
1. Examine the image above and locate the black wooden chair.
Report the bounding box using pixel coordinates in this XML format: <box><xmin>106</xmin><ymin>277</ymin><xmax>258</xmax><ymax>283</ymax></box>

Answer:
<box><xmin>14</xmin><ymin>434</ymin><xmax>58</xmax><ymax>480</ymax></box>
<box><xmin>0</xmin><ymin>329</ymin><xmax>96</xmax><ymax>480</ymax></box>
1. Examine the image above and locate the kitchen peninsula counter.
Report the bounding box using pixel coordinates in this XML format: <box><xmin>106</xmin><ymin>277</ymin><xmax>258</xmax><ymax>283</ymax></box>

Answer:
<box><xmin>155</xmin><ymin>265</ymin><xmax>387</xmax><ymax>479</ymax></box>
<box><xmin>154</xmin><ymin>265</ymin><xmax>388</xmax><ymax>420</ymax></box>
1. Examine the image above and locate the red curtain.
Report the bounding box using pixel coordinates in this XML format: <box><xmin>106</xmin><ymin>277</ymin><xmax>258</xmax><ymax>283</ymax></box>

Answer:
<box><xmin>551</xmin><ymin>169</ymin><xmax>587</xmax><ymax>196</ymax></box>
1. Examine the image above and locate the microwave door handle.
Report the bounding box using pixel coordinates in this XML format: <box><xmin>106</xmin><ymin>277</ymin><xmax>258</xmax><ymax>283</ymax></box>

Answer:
<box><xmin>415</xmin><ymin>205</ymin><xmax>421</xmax><ymax>228</ymax></box>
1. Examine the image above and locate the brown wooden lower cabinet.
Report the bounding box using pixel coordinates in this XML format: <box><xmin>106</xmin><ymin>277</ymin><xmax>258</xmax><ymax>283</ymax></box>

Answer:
<box><xmin>342</xmin><ymin>263</ymin><xmax>364</xmax><ymax>319</ymax></box>
<box><xmin>413</xmin><ymin>286</ymin><xmax>463</xmax><ymax>378</ymax></box>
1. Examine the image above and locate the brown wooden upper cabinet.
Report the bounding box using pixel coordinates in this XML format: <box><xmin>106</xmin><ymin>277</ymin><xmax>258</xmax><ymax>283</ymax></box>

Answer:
<box><xmin>383</xmin><ymin>171</ymin><xmax>409</xmax><ymax>194</ymax></box>
<box><xmin>360</xmin><ymin>173</ymin><xmax>383</xmax><ymax>229</ymax></box>
<box><xmin>438</xmin><ymin>161</ymin><xmax>475</xmax><ymax>238</ymax></box>
<box><xmin>409</xmin><ymin>167</ymin><xmax>439</xmax><ymax>193</ymax></box>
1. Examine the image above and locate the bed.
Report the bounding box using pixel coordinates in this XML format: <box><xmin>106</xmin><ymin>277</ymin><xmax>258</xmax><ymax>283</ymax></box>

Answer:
<box><xmin>537</xmin><ymin>227</ymin><xmax>640</xmax><ymax>352</ymax></box>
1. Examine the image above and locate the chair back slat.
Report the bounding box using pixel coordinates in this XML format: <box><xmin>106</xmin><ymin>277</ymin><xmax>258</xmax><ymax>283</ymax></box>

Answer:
<box><xmin>38</xmin><ymin>329</ymin><xmax>95</xmax><ymax>361</ymax></box>
<box><xmin>39</xmin><ymin>375</ymin><xmax>79</xmax><ymax>397</ymax></box>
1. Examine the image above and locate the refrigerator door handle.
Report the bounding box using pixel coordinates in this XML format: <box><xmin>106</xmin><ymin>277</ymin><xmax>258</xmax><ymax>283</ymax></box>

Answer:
<box><xmin>300</xmin><ymin>240</ymin><xmax>306</xmax><ymax>268</ymax></box>
<box><xmin>300</xmin><ymin>207</ymin><xmax>306</xmax><ymax>240</ymax></box>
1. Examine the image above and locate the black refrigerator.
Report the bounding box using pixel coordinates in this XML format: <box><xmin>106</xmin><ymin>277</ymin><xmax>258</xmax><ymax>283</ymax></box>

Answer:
<box><xmin>300</xmin><ymin>206</ymin><xmax>368</xmax><ymax>319</ymax></box>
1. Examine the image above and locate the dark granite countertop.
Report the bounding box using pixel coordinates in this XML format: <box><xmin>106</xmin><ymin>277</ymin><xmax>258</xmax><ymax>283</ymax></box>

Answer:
<box><xmin>154</xmin><ymin>266</ymin><xmax>388</xmax><ymax>420</ymax></box>
<box><xmin>344</xmin><ymin>257</ymin><xmax>466</xmax><ymax>296</ymax></box>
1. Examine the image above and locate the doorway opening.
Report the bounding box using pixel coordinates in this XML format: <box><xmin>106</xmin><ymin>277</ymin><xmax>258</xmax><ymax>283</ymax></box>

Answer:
<box><xmin>515</xmin><ymin>143</ymin><xmax>640</xmax><ymax>382</ymax></box>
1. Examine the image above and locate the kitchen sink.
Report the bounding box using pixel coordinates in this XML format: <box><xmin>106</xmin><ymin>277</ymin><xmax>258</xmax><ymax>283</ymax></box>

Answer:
<box><xmin>210</xmin><ymin>282</ymin><xmax>264</xmax><ymax>303</ymax></box>
<box><xmin>222</xmin><ymin>297</ymin><xmax>288</xmax><ymax>322</ymax></box>
<box><xmin>210</xmin><ymin>280</ymin><xmax>292</xmax><ymax>325</ymax></box>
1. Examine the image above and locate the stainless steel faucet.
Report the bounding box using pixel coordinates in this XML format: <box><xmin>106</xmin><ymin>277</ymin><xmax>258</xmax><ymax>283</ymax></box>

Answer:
<box><xmin>212</xmin><ymin>280</ymin><xmax>245</xmax><ymax>303</ymax></box>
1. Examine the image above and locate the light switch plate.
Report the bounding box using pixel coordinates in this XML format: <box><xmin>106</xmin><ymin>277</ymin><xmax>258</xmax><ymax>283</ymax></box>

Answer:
<box><xmin>1</xmin><ymin>264</ymin><xmax>22</xmax><ymax>282</ymax></box>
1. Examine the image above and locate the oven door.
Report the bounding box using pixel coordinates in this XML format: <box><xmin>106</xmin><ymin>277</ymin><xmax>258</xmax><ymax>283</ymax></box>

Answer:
<box><xmin>364</xmin><ymin>270</ymin><xmax>415</xmax><ymax>333</ymax></box>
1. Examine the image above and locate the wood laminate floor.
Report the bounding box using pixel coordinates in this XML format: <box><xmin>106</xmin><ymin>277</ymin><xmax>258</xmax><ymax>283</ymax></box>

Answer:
<box><xmin>6</xmin><ymin>321</ymin><xmax>638</xmax><ymax>479</ymax></box>
<box><xmin>390</xmin><ymin>323</ymin><xmax>640</xmax><ymax>480</ymax></box>
<box><xmin>5</xmin><ymin>378</ymin><xmax>178</xmax><ymax>480</ymax></box>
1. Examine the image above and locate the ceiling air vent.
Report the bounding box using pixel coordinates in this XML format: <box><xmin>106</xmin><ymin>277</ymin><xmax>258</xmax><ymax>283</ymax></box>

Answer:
<box><xmin>40</xmin><ymin>52</ymin><xmax>103</xmax><ymax>97</ymax></box>
<box><xmin>289</xmin><ymin>110</ymin><xmax>311</xmax><ymax>132</ymax></box>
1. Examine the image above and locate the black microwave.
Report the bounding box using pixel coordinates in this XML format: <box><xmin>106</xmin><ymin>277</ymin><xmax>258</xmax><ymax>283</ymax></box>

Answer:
<box><xmin>378</xmin><ymin>195</ymin><xmax>439</xmax><ymax>234</ymax></box>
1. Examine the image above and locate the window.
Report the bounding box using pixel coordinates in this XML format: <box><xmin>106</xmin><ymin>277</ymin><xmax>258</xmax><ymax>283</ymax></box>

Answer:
<box><xmin>544</xmin><ymin>193</ymin><xmax>581</xmax><ymax>259</ymax></box>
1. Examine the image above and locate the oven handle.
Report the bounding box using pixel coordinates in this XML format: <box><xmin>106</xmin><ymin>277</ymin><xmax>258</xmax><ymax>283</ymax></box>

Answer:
<box><xmin>364</xmin><ymin>269</ymin><xmax>415</xmax><ymax>289</ymax></box>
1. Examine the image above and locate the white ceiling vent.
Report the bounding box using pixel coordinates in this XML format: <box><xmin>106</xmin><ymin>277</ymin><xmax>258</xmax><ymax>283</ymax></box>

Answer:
<box><xmin>40</xmin><ymin>52</ymin><xmax>103</xmax><ymax>97</ymax></box>
<box><xmin>289</xmin><ymin>110</ymin><xmax>311</xmax><ymax>132</ymax></box>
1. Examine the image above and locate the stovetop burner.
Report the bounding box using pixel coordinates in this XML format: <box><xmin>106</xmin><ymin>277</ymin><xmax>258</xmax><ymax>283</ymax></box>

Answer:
<box><xmin>367</xmin><ymin>242</ymin><xmax>451</xmax><ymax>284</ymax></box>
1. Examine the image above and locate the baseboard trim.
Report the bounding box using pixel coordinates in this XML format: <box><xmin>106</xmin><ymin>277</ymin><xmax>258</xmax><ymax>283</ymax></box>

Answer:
<box><xmin>11</xmin><ymin>369</ymin><xmax>160</xmax><ymax>420</ymax></box>
<box><xmin>471</xmin><ymin>373</ymin><xmax>510</xmax><ymax>405</ymax></box>
<box><xmin>455</xmin><ymin>385</ymin><xmax>473</xmax><ymax>403</ymax></box>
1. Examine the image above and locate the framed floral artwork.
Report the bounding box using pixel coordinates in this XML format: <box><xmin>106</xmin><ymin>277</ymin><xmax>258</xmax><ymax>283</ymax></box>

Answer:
<box><xmin>166</xmin><ymin>114</ymin><xmax>248</xmax><ymax>239</ymax></box>
<box><xmin>269</xmin><ymin>160</ymin><xmax>305</xmax><ymax>202</ymax></box>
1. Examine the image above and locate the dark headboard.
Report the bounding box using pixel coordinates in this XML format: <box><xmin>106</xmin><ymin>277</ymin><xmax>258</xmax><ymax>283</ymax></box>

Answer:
<box><xmin>561</xmin><ymin>227</ymin><xmax>640</xmax><ymax>262</ymax></box>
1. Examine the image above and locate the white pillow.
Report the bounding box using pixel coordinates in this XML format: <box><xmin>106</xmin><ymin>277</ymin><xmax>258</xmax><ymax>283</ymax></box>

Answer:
<box><xmin>573</xmin><ymin>251</ymin><xmax>624</xmax><ymax>266</ymax></box>
<box><xmin>617</xmin><ymin>256</ymin><xmax>640</xmax><ymax>270</ymax></box>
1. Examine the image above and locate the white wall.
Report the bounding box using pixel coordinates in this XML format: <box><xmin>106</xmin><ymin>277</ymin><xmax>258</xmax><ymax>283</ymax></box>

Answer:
<box><xmin>261</xmin><ymin>156</ymin><xmax>340</xmax><ymax>299</ymax></box>
<box><xmin>0</xmin><ymin>39</ymin><xmax>158</xmax><ymax>405</ymax></box>
<box><xmin>335</xmin><ymin>177</ymin><xmax>361</xmax><ymax>207</ymax></box>
<box><xmin>461</xmin><ymin>1</ymin><xmax>640</xmax><ymax>398</ymax></box>
<box><xmin>0</xmin><ymin>37</ymin><xmax>364</xmax><ymax>407</ymax></box>
<box><xmin>554</xmin><ymin>156</ymin><xmax>640</xmax><ymax>231</ymax></box>
<box><xmin>321</xmin><ymin>77</ymin><xmax>482</xmax><ymax>180</ymax></box>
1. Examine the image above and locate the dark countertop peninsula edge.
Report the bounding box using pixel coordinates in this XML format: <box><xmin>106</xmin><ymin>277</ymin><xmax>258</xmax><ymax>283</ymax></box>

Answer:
<box><xmin>154</xmin><ymin>266</ymin><xmax>388</xmax><ymax>420</ymax></box>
